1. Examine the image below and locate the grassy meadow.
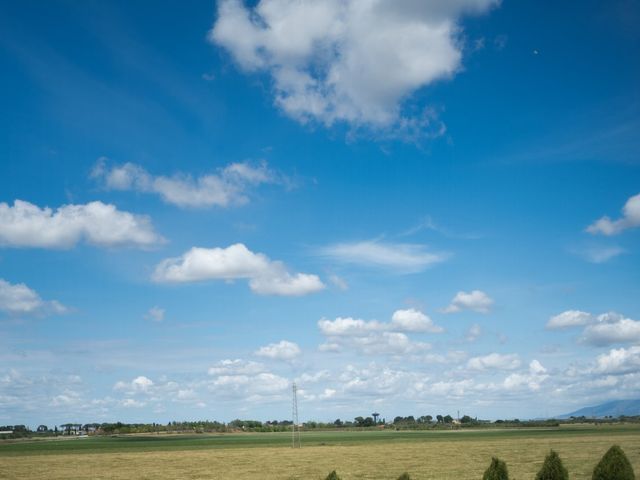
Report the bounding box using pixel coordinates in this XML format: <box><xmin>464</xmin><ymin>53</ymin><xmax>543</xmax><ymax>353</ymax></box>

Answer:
<box><xmin>1</xmin><ymin>424</ymin><xmax>639</xmax><ymax>479</ymax></box>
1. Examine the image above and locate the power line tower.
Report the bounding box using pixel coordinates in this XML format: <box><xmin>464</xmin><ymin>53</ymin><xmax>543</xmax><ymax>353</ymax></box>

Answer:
<box><xmin>291</xmin><ymin>382</ymin><xmax>301</xmax><ymax>448</ymax></box>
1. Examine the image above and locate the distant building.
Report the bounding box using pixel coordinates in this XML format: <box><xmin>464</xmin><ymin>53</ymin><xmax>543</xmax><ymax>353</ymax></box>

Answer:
<box><xmin>60</xmin><ymin>423</ymin><xmax>82</xmax><ymax>435</ymax></box>
<box><xmin>83</xmin><ymin>424</ymin><xmax>100</xmax><ymax>434</ymax></box>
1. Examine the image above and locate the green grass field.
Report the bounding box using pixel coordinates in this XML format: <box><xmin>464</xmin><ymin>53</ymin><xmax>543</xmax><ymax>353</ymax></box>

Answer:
<box><xmin>1</xmin><ymin>424</ymin><xmax>639</xmax><ymax>479</ymax></box>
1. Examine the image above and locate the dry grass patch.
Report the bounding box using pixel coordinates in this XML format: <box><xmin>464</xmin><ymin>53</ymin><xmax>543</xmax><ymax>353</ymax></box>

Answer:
<box><xmin>1</xmin><ymin>430</ymin><xmax>638</xmax><ymax>479</ymax></box>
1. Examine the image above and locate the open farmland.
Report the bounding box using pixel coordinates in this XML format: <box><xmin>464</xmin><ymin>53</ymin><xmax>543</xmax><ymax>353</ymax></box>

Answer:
<box><xmin>1</xmin><ymin>425</ymin><xmax>639</xmax><ymax>479</ymax></box>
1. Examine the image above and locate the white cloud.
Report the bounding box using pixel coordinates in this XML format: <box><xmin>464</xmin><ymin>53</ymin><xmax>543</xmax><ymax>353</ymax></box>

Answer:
<box><xmin>0</xmin><ymin>199</ymin><xmax>163</xmax><ymax>249</ymax></box>
<box><xmin>442</xmin><ymin>290</ymin><xmax>493</xmax><ymax>313</ymax></box>
<box><xmin>581</xmin><ymin>312</ymin><xmax>640</xmax><ymax>346</ymax></box>
<box><xmin>210</xmin><ymin>0</ymin><xmax>498</xmax><ymax>132</ymax></box>
<box><xmin>319</xmin><ymin>388</ymin><xmax>336</xmax><ymax>400</ymax></box>
<box><xmin>503</xmin><ymin>360</ymin><xmax>548</xmax><ymax>391</ymax></box>
<box><xmin>391</xmin><ymin>308</ymin><xmax>444</xmax><ymax>333</ymax></box>
<box><xmin>152</xmin><ymin>243</ymin><xmax>324</xmax><ymax>296</ymax></box>
<box><xmin>92</xmin><ymin>158</ymin><xmax>281</xmax><ymax>209</ymax></box>
<box><xmin>209</xmin><ymin>371</ymin><xmax>289</xmax><ymax>399</ymax></box>
<box><xmin>465</xmin><ymin>323</ymin><xmax>482</xmax><ymax>342</ymax></box>
<box><xmin>51</xmin><ymin>391</ymin><xmax>81</xmax><ymax>407</ymax></box>
<box><xmin>339</xmin><ymin>364</ymin><xmax>413</xmax><ymax>397</ymax></box>
<box><xmin>546</xmin><ymin>310</ymin><xmax>593</xmax><ymax>330</ymax></box>
<box><xmin>114</xmin><ymin>376</ymin><xmax>154</xmax><ymax>394</ymax></box>
<box><xmin>255</xmin><ymin>340</ymin><xmax>301</xmax><ymax>360</ymax></box>
<box><xmin>422</xmin><ymin>350</ymin><xmax>468</xmax><ymax>365</ymax></box>
<box><xmin>576</xmin><ymin>245</ymin><xmax>625</xmax><ymax>263</ymax></box>
<box><xmin>0</xmin><ymin>278</ymin><xmax>67</xmax><ymax>316</ymax></box>
<box><xmin>547</xmin><ymin>310</ymin><xmax>640</xmax><ymax>347</ymax></box>
<box><xmin>145</xmin><ymin>306</ymin><xmax>165</xmax><ymax>322</ymax></box>
<box><xmin>467</xmin><ymin>353</ymin><xmax>521</xmax><ymax>371</ymax></box>
<box><xmin>318</xmin><ymin>317</ymin><xmax>385</xmax><ymax>336</ymax></box>
<box><xmin>423</xmin><ymin>379</ymin><xmax>475</xmax><ymax>398</ymax></box>
<box><xmin>318</xmin><ymin>342</ymin><xmax>341</xmax><ymax>353</ymax></box>
<box><xmin>319</xmin><ymin>240</ymin><xmax>448</xmax><ymax>272</ymax></box>
<box><xmin>328</xmin><ymin>274</ymin><xmax>348</xmax><ymax>291</ymax></box>
<box><xmin>593</xmin><ymin>346</ymin><xmax>640</xmax><ymax>374</ymax></box>
<box><xmin>207</xmin><ymin>359</ymin><xmax>266</xmax><ymax>376</ymax></box>
<box><xmin>318</xmin><ymin>313</ymin><xmax>435</xmax><ymax>355</ymax></box>
<box><xmin>121</xmin><ymin>398</ymin><xmax>145</xmax><ymax>408</ymax></box>
<box><xmin>296</xmin><ymin>371</ymin><xmax>331</xmax><ymax>384</ymax></box>
<box><xmin>352</xmin><ymin>331</ymin><xmax>430</xmax><ymax>355</ymax></box>
<box><xmin>587</xmin><ymin>193</ymin><xmax>640</xmax><ymax>236</ymax></box>
<box><xmin>177</xmin><ymin>389</ymin><xmax>197</xmax><ymax>400</ymax></box>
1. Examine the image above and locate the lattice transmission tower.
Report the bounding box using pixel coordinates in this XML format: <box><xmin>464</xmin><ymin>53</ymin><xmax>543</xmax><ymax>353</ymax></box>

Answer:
<box><xmin>291</xmin><ymin>382</ymin><xmax>301</xmax><ymax>448</ymax></box>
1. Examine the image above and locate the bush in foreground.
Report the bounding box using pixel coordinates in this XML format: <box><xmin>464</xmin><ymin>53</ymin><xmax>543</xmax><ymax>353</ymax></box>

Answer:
<box><xmin>483</xmin><ymin>457</ymin><xmax>509</xmax><ymax>480</ymax></box>
<box><xmin>592</xmin><ymin>445</ymin><xmax>635</xmax><ymax>480</ymax></box>
<box><xmin>397</xmin><ymin>474</ymin><xmax>411</xmax><ymax>480</ymax></box>
<box><xmin>325</xmin><ymin>471</ymin><xmax>341</xmax><ymax>480</ymax></box>
<box><xmin>536</xmin><ymin>450</ymin><xmax>568</xmax><ymax>480</ymax></box>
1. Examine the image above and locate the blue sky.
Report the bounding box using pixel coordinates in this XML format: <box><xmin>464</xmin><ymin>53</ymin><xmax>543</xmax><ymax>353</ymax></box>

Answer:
<box><xmin>0</xmin><ymin>0</ymin><xmax>639</xmax><ymax>427</ymax></box>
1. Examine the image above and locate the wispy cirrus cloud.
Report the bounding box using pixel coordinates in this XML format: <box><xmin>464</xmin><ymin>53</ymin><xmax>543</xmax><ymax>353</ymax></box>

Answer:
<box><xmin>571</xmin><ymin>245</ymin><xmax>625</xmax><ymax>263</ymax></box>
<box><xmin>319</xmin><ymin>240</ymin><xmax>449</xmax><ymax>273</ymax></box>
<box><xmin>144</xmin><ymin>306</ymin><xmax>165</xmax><ymax>322</ymax></box>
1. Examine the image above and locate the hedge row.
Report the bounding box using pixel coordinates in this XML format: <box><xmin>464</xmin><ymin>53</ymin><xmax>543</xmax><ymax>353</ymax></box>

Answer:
<box><xmin>324</xmin><ymin>445</ymin><xmax>635</xmax><ymax>479</ymax></box>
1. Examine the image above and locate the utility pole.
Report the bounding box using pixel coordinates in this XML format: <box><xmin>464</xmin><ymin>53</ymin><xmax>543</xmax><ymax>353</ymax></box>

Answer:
<box><xmin>292</xmin><ymin>382</ymin><xmax>301</xmax><ymax>448</ymax></box>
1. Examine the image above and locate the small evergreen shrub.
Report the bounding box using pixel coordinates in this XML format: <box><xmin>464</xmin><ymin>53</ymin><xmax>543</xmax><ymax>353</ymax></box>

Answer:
<box><xmin>535</xmin><ymin>450</ymin><xmax>568</xmax><ymax>480</ymax></box>
<box><xmin>397</xmin><ymin>473</ymin><xmax>412</xmax><ymax>480</ymax></box>
<box><xmin>592</xmin><ymin>445</ymin><xmax>635</xmax><ymax>480</ymax></box>
<box><xmin>325</xmin><ymin>471</ymin><xmax>341</xmax><ymax>480</ymax></box>
<box><xmin>483</xmin><ymin>457</ymin><xmax>509</xmax><ymax>480</ymax></box>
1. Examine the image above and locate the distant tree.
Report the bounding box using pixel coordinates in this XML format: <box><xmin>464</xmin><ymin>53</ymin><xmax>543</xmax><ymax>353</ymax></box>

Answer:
<box><xmin>436</xmin><ymin>415</ymin><xmax>444</xmax><ymax>423</ymax></box>
<box><xmin>443</xmin><ymin>415</ymin><xmax>453</xmax><ymax>424</ymax></box>
<box><xmin>483</xmin><ymin>457</ymin><xmax>509</xmax><ymax>480</ymax></box>
<box><xmin>405</xmin><ymin>416</ymin><xmax>416</xmax><ymax>424</ymax></box>
<box><xmin>325</xmin><ymin>470</ymin><xmax>341</xmax><ymax>480</ymax></box>
<box><xmin>535</xmin><ymin>450</ymin><xmax>568</xmax><ymax>480</ymax></box>
<box><xmin>426</xmin><ymin>415</ymin><xmax>433</xmax><ymax>423</ymax></box>
<box><xmin>363</xmin><ymin>417</ymin><xmax>374</xmax><ymax>427</ymax></box>
<box><xmin>354</xmin><ymin>416</ymin><xmax>365</xmax><ymax>427</ymax></box>
<box><xmin>592</xmin><ymin>445</ymin><xmax>635</xmax><ymax>480</ymax></box>
<box><xmin>397</xmin><ymin>473</ymin><xmax>412</xmax><ymax>480</ymax></box>
<box><xmin>334</xmin><ymin>419</ymin><xmax>343</xmax><ymax>427</ymax></box>
<box><xmin>461</xmin><ymin>415</ymin><xmax>474</xmax><ymax>424</ymax></box>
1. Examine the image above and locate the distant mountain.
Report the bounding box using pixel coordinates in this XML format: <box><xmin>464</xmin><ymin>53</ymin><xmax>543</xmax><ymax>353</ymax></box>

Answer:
<box><xmin>558</xmin><ymin>399</ymin><xmax>640</xmax><ymax>419</ymax></box>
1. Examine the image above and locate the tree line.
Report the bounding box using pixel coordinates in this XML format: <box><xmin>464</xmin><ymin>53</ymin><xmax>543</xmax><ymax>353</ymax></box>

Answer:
<box><xmin>2</xmin><ymin>414</ymin><xmax>639</xmax><ymax>439</ymax></box>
